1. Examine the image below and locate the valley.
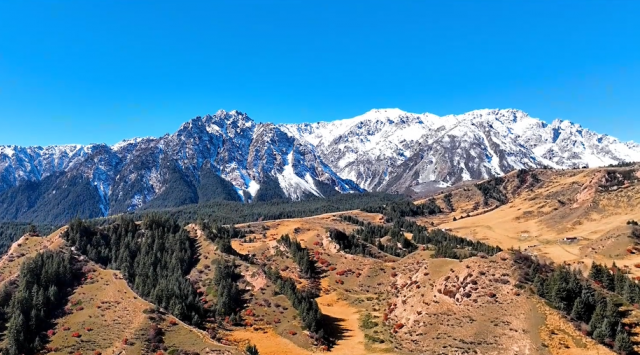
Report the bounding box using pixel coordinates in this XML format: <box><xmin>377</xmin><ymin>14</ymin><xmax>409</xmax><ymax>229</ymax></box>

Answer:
<box><xmin>0</xmin><ymin>165</ymin><xmax>639</xmax><ymax>355</ymax></box>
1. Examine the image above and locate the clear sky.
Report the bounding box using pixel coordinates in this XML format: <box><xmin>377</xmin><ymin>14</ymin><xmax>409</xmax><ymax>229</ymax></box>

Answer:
<box><xmin>0</xmin><ymin>0</ymin><xmax>638</xmax><ymax>147</ymax></box>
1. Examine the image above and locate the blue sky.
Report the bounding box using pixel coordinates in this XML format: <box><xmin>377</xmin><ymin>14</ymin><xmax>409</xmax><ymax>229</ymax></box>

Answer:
<box><xmin>0</xmin><ymin>0</ymin><xmax>638</xmax><ymax>146</ymax></box>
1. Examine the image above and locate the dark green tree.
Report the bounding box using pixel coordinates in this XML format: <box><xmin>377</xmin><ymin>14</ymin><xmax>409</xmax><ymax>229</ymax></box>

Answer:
<box><xmin>245</xmin><ymin>343</ymin><xmax>260</xmax><ymax>355</ymax></box>
<box><xmin>614</xmin><ymin>329</ymin><xmax>634</xmax><ymax>354</ymax></box>
<box><xmin>570</xmin><ymin>296</ymin><xmax>588</xmax><ymax>322</ymax></box>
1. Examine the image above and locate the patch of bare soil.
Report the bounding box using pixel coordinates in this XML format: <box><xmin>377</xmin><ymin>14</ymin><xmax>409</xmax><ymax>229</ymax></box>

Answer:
<box><xmin>317</xmin><ymin>292</ymin><xmax>369</xmax><ymax>355</ymax></box>
<box><xmin>572</xmin><ymin>171</ymin><xmax>605</xmax><ymax>208</ymax></box>
<box><xmin>387</xmin><ymin>252</ymin><xmax>540</xmax><ymax>354</ymax></box>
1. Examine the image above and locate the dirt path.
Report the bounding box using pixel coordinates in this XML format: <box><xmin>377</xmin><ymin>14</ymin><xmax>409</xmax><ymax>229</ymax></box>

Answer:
<box><xmin>317</xmin><ymin>292</ymin><xmax>368</xmax><ymax>355</ymax></box>
<box><xmin>230</xmin><ymin>291</ymin><xmax>369</xmax><ymax>355</ymax></box>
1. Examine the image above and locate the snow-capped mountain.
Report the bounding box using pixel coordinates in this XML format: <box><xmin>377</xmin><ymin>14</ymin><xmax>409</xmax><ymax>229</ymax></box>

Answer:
<box><xmin>1</xmin><ymin>107</ymin><xmax>638</xmax><ymax>223</ymax></box>
<box><xmin>0</xmin><ymin>110</ymin><xmax>361</xmax><ymax>222</ymax></box>
<box><xmin>282</xmin><ymin>108</ymin><xmax>640</xmax><ymax>193</ymax></box>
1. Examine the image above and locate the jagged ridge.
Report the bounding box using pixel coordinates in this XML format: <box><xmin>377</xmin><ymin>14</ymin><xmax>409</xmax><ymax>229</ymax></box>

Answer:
<box><xmin>1</xmin><ymin>108</ymin><xmax>638</xmax><ymax>222</ymax></box>
<box><xmin>282</xmin><ymin>108</ymin><xmax>640</xmax><ymax>193</ymax></box>
<box><xmin>0</xmin><ymin>110</ymin><xmax>361</xmax><ymax>221</ymax></box>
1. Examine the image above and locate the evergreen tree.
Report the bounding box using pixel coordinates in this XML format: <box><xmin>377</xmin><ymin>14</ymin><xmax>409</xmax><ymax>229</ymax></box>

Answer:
<box><xmin>614</xmin><ymin>329</ymin><xmax>634</xmax><ymax>354</ymax></box>
<box><xmin>4</xmin><ymin>251</ymin><xmax>78</xmax><ymax>355</ymax></box>
<box><xmin>62</xmin><ymin>216</ymin><xmax>204</xmax><ymax>326</ymax></box>
<box><xmin>245</xmin><ymin>343</ymin><xmax>260</xmax><ymax>355</ymax></box>
<box><xmin>533</xmin><ymin>275</ymin><xmax>547</xmax><ymax>298</ymax></box>
<box><xmin>597</xmin><ymin>318</ymin><xmax>615</xmax><ymax>344</ymax></box>
<box><xmin>589</xmin><ymin>262</ymin><xmax>604</xmax><ymax>283</ymax></box>
<box><xmin>570</xmin><ymin>296</ymin><xmax>588</xmax><ymax>322</ymax></box>
<box><xmin>588</xmin><ymin>298</ymin><xmax>606</xmax><ymax>334</ymax></box>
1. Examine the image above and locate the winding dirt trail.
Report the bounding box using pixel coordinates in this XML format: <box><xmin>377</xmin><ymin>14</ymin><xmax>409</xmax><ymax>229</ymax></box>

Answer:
<box><xmin>317</xmin><ymin>292</ymin><xmax>368</xmax><ymax>355</ymax></box>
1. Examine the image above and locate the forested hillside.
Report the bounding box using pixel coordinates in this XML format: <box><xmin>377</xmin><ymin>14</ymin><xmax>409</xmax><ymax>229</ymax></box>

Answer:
<box><xmin>129</xmin><ymin>192</ymin><xmax>406</xmax><ymax>225</ymax></box>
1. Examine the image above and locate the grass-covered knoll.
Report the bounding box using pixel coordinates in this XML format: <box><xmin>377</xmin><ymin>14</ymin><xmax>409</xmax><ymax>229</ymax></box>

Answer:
<box><xmin>0</xmin><ymin>222</ymin><xmax>57</xmax><ymax>256</ymax></box>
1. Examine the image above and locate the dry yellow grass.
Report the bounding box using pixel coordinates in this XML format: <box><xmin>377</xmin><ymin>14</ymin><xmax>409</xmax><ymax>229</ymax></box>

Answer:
<box><xmin>7</xmin><ymin>167</ymin><xmax>637</xmax><ymax>354</ymax></box>
<box><xmin>233</xmin><ymin>211</ymin><xmax>383</xmax><ymax>253</ymax></box>
<box><xmin>535</xmin><ymin>299</ymin><xmax>614</xmax><ymax>355</ymax></box>
<box><xmin>432</xmin><ymin>169</ymin><xmax>640</xmax><ymax>274</ymax></box>
<box><xmin>0</xmin><ymin>226</ymin><xmax>66</xmax><ymax>285</ymax></box>
<box><xmin>47</xmin><ymin>267</ymin><xmax>152</xmax><ymax>354</ymax></box>
<box><xmin>316</xmin><ymin>292</ymin><xmax>370</xmax><ymax>355</ymax></box>
<box><xmin>229</xmin><ymin>328</ymin><xmax>312</xmax><ymax>355</ymax></box>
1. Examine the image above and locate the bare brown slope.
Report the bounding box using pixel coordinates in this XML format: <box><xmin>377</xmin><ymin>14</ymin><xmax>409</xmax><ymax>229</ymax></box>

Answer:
<box><xmin>418</xmin><ymin>167</ymin><xmax>640</xmax><ymax>272</ymax></box>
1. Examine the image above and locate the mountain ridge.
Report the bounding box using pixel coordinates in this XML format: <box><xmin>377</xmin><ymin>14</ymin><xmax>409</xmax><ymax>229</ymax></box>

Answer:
<box><xmin>282</xmin><ymin>108</ymin><xmax>640</xmax><ymax>192</ymax></box>
<box><xmin>1</xmin><ymin>108</ymin><xmax>638</xmax><ymax>223</ymax></box>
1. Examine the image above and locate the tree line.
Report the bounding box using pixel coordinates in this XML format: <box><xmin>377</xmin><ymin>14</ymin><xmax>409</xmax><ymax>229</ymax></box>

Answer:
<box><xmin>340</xmin><ymin>215</ymin><xmax>502</xmax><ymax>260</ymax></box>
<box><xmin>211</xmin><ymin>257</ymin><xmax>244</xmax><ymax>323</ymax></box>
<box><xmin>127</xmin><ymin>192</ymin><xmax>407</xmax><ymax>226</ymax></box>
<box><xmin>198</xmin><ymin>220</ymin><xmax>246</xmax><ymax>255</ymax></box>
<box><xmin>278</xmin><ymin>234</ymin><xmax>318</xmax><ymax>278</ymax></box>
<box><xmin>475</xmin><ymin>176</ymin><xmax>508</xmax><ymax>206</ymax></box>
<box><xmin>0</xmin><ymin>222</ymin><xmax>56</xmax><ymax>256</ymax></box>
<box><xmin>400</xmin><ymin>218</ymin><xmax>502</xmax><ymax>258</ymax></box>
<box><xmin>514</xmin><ymin>251</ymin><xmax>635</xmax><ymax>354</ymax></box>
<box><xmin>442</xmin><ymin>192</ymin><xmax>454</xmax><ymax>212</ymax></box>
<box><xmin>263</xmin><ymin>266</ymin><xmax>325</xmax><ymax>340</ymax></box>
<box><xmin>361</xmin><ymin>199</ymin><xmax>442</xmax><ymax>221</ymax></box>
<box><xmin>328</xmin><ymin>228</ymin><xmax>377</xmax><ymax>258</ymax></box>
<box><xmin>345</xmin><ymin>217</ymin><xmax>415</xmax><ymax>258</ymax></box>
<box><xmin>0</xmin><ymin>250</ymin><xmax>79</xmax><ymax>355</ymax></box>
<box><xmin>62</xmin><ymin>215</ymin><xmax>205</xmax><ymax>326</ymax></box>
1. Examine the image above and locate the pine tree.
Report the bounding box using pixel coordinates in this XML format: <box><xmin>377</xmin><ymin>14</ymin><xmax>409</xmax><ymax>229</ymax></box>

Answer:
<box><xmin>605</xmin><ymin>298</ymin><xmax>622</xmax><ymax>335</ymax></box>
<box><xmin>533</xmin><ymin>275</ymin><xmax>547</xmax><ymax>298</ymax></box>
<box><xmin>614</xmin><ymin>265</ymin><xmax>626</xmax><ymax>294</ymax></box>
<box><xmin>599</xmin><ymin>318</ymin><xmax>615</xmax><ymax>343</ymax></box>
<box><xmin>592</xmin><ymin>324</ymin><xmax>607</xmax><ymax>344</ymax></box>
<box><xmin>603</xmin><ymin>268</ymin><xmax>615</xmax><ymax>292</ymax></box>
<box><xmin>614</xmin><ymin>329</ymin><xmax>634</xmax><ymax>354</ymax></box>
<box><xmin>623</xmin><ymin>279</ymin><xmax>638</xmax><ymax>304</ymax></box>
<box><xmin>589</xmin><ymin>262</ymin><xmax>603</xmax><ymax>283</ymax></box>
<box><xmin>245</xmin><ymin>344</ymin><xmax>260</xmax><ymax>355</ymax></box>
<box><xmin>589</xmin><ymin>301</ymin><xmax>606</xmax><ymax>334</ymax></box>
<box><xmin>570</xmin><ymin>296</ymin><xmax>588</xmax><ymax>322</ymax></box>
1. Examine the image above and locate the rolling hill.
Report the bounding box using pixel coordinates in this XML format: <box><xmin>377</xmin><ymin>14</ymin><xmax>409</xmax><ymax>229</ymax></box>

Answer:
<box><xmin>3</xmin><ymin>165</ymin><xmax>640</xmax><ymax>354</ymax></box>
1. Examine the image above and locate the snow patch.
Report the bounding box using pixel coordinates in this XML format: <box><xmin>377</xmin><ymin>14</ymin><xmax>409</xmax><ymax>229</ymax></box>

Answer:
<box><xmin>277</xmin><ymin>150</ymin><xmax>323</xmax><ymax>200</ymax></box>
<box><xmin>247</xmin><ymin>180</ymin><xmax>261</xmax><ymax>197</ymax></box>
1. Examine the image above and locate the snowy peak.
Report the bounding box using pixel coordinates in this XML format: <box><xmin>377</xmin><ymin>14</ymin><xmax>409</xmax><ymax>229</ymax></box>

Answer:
<box><xmin>284</xmin><ymin>108</ymin><xmax>640</xmax><ymax>193</ymax></box>
<box><xmin>0</xmin><ymin>107</ymin><xmax>638</xmax><ymax>223</ymax></box>
<box><xmin>0</xmin><ymin>110</ymin><xmax>362</xmax><ymax>221</ymax></box>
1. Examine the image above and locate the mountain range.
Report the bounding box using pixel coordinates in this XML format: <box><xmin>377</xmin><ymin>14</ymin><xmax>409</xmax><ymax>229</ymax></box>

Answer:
<box><xmin>1</xmin><ymin>108</ymin><xmax>638</xmax><ymax>223</ymax></box>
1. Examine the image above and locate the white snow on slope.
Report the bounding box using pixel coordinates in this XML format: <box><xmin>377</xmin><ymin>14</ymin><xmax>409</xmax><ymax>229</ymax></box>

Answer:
<box><xmin>282</xmin><ymin>108</ymin><xmax>640</xmax><ymax>190</ymax></box>
<box><xmin>276</xmin><ymin>150</ymin><xmax>323</xmax><ymax>200</ymax></box>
